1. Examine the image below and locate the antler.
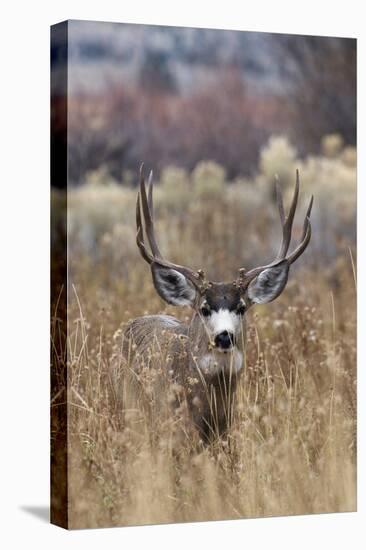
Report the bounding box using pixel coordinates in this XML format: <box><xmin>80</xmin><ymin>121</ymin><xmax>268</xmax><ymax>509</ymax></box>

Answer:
<box><xmin>136</xmin><ymin>165</ymin><xmax>207</xmax><ymax>291</ymax></box>
<box><xmin>236</xmin><ymin>170</ymin><xmax>313</xmax><ymax>289</ymax></box>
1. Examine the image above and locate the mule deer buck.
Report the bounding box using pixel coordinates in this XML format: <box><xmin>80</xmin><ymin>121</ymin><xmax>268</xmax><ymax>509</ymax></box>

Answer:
<box><xmin>123</xmin><ymin>167</ymin><xmax>313</xmax><ymax>443</ymax></box>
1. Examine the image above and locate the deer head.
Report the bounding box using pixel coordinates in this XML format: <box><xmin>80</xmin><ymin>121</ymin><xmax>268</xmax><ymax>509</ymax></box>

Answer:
<box><xmin>136</xmin><ymin>166</ymin><xmax>313</xmax><ymax>354</ymax></box>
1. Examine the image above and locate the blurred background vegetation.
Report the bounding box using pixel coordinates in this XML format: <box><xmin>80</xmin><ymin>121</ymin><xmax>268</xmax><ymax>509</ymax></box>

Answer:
<box><xmin>51</xmin><ymin>22</ymin><xmax>356</xmax><ymax>186</ymax></box>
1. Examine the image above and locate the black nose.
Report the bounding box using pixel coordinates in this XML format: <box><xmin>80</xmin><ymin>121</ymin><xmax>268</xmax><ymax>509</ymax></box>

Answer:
<box><xmin>214</xmin><ymin>330</ymin><xmax>235</xmax><ymax>349</ymax></box>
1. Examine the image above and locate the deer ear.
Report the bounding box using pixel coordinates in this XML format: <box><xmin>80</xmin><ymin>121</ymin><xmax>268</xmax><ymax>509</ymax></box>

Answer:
<box><xmin>247</xmin><ymin>261</ymin><xmax>290</xmax><ymax>304</ymax></box>
<box><xmin>151</xmin><ymin>264</ymin><xmax>197</xmax><ymax>306</ymax></box>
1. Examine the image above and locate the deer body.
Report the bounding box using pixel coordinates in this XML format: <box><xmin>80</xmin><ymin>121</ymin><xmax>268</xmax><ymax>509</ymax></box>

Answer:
<box><xmin>125</xmin><ymin>289</ymin><xmax>247</xmax><ymax>441</ymax></box>
<box><xmin>122</xmin><ymin>168</ymin><xmax>313</xmax><ymax>443</ymax></box>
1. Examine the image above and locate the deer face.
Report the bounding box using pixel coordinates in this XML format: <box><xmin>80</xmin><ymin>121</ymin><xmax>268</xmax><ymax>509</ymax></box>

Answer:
<box><xmin>150</xmin><ymin>271</ymin><xmax>246</xmax><ymax>350</ymax></box>
<box><xmin>149</xmin><ymin>267</ymin><xmax>243</xmax><ymax>351</ymax></box>
<box><xmin>199</xmin><ymin>284</ymin><xmax>244</xmax><ymax>351</ymax></box>
<box><xmin>150</xmin><ymin>264</ymin><xmax>292</xmax><ymax>351</ymax></box>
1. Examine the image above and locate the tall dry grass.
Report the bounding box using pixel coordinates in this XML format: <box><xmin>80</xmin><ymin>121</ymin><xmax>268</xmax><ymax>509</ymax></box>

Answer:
<box><xmin>52</xmin><ymin>135</ymin><xmax>356</xmax><ymax>528</ymax></box>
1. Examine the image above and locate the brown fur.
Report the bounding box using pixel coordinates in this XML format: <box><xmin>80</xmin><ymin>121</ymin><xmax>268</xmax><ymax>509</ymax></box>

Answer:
<box><xmin>123</xmin><ymin>305</ymin><xmax>245</xmax><ymax>443</ymax></box>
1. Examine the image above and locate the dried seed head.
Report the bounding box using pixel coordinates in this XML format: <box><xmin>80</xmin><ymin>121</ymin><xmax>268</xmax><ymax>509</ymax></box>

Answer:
<box><xmin>192</xmin><ymin>396</ymin><xmax>202</xmax><ymax>408</ymax></box>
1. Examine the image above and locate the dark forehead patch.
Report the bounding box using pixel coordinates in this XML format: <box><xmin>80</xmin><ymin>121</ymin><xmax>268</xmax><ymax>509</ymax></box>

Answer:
<box><xmin>204</xmin><ymin>283</ymin><xmax>241</xmax><ymax>311</ymax></box>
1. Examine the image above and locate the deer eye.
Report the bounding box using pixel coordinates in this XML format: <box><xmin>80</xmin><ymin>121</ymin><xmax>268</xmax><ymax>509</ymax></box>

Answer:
<box><xmin>237</xmin><ymin>301</ymin><xmax>246</xmax><ymax>316</ymax></box>
<box><xmin>200</xmin><ymin>305</ymin><xmax>211</xmax><ymax>317</ymax></box>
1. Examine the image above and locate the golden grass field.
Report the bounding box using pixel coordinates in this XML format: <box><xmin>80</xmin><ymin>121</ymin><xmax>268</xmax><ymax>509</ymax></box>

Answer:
<box><xmin>51</xmin><ymin>136</ymin><xmax>357</xmax><ymax>528</ymax></box>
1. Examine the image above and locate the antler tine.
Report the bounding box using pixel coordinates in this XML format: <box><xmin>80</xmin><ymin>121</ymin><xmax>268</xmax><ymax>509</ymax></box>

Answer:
<box><xmin>147</xmin><ymin>170</ymin><xmax>154</xmax><ymax>218</ymax></box>
<box><xmin>287</xmin><ymin>195</ymin><xmax>313</xmax><ymax>264</ymax></box>
<box><xmin>236</xmin><ymin>171</ymin><xmax>313</xmax><ymax>289</ymax></box>
<box><xmin>275</xmin><ymin>175</ymin><xmax>285</xmax><ymax>226</ymax></box>
<box><xmin>136</xmin><ymin>188</ymin><xmax>154</xmax><ymax>264</ymax></box>
<box><xmin>135</xmin><ymin>164</ymin><xmax>205</xmax><ymax>290</ymax></box>
<box><xmin>139</xmin><ymin>167</ymin><xmax>163</xmax><ymax>259</ymax></box>
<box><xmin>275</xmin><ymin>170</ymin><xmax>299</xmax><ymax>260</ymax></box>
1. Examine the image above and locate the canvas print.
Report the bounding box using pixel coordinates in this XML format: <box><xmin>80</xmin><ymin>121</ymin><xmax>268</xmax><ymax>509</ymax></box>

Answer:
<box><xmin>51</xmin><ymin>20</ymin><xmax>356</xmax><ymax>529</ymax></box>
